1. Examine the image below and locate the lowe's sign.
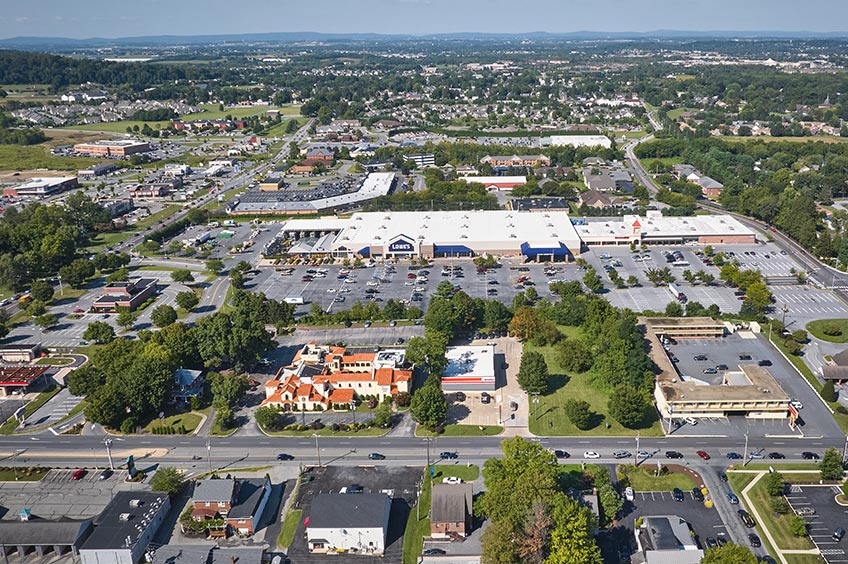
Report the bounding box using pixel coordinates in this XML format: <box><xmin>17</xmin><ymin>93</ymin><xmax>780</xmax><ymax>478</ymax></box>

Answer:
<box><xmin>388</xmin><ymin>239</ymin><xmax>415</xmax><ymax>253</ymax></box>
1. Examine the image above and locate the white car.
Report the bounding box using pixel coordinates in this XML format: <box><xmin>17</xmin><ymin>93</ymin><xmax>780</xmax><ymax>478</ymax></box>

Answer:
<box><xmin>442</xmin><ymin>476</ymin><xmax>463</xmax><ymax>485</ymax></box>
<box><xmin>624</xmin><ymin>486</ymin><xmax>635</xmax><ymax>502</ymax></box>
<box><xmin>326</xmin><ymin>288</ymin><xmax>336</xmax><ymax>293</ymax></box>
<box><xmin>366</xmin><ymin>281</ymin><xmax>379</xmax><ymax>287</ymax></box>
<box><xmin>684</xmin><ymin>417</ymin><xmax>698</xmax><ymax>426</ymax></box>
<box><xmin>344</xmin><ymin>279</ymin><xmax>357</xmax><ymax>284</ymax></box>
<box><xmin>789</xmin><ymin>400</ymin><xmax>803</xmax><ymax>410</ymax></box>
<box><xmin>414</xmin><ymin>287</ymin><xmax>425</xmax><ymax>292</ymax></box>
<box><xmin>583</xmin><ymin>451</ymin><xmax>601</xmax><ymax>459</ymax></box>
<box><xmin>404</xmin><ymin>281</ymin><xmax>415</xmax><ymax>286</ymax></box>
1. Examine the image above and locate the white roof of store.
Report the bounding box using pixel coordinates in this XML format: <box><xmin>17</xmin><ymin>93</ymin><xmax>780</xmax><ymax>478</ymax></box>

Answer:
<box><xmin>459</xmin><ymin>176</ymin><xmax>527</xmax><ymax>186</ymax></box>
<box><xmin>13</xmin><ymin>176</ymin><xmax>76</xmax><ymax>190</ymax></box>
<box><xmin>442</xmin><ymin>345</ymin><xmax>496</xmax><ymax>383</ymax></box>
<box><xmin>575</xmin><ymin>213</ymin><xmax>753</xmax><ymax>241</ymax></box>
<box><xmin>549</xmin><ymin>135</ymin><xmax>612</xmax><ymax>148</ymax></box>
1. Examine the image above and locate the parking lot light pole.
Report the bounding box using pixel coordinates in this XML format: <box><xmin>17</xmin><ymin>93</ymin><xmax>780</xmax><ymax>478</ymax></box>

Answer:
<box><xmin>350</xmin><ymin>401</ymin><xmax>356</xmax><ymax>427</ymax></box>
<box><xmin>104</xmin><ymin>437</ymin><xmax>114</xmax><ymax>471</ymax></box>
<box><xmin>635</xmin><ymin>432</ymin><xmax>640</xmax><ymax>467</ymax></box>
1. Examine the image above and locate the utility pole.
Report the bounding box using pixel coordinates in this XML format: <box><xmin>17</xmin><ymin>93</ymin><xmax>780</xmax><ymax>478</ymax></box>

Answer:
<box><xmin>313</xmin><ymin>433</ymin><xmax>322</xmax><ymax>467</ymax></box>
<box><xmin>635</xmin><ymin>431</ymin><xmax>640</xmax><ymax>467</ymax></box>
<box><xmin>423</xmin><ymin>437</ymin><xmax>431</xmax><ymax>470</ymax></box>
<box><xmin>206</xmin><ymin>438</ymin><xmax>212</xmax><ymax>474</ymax></box>
<box><xmin>743</xmin><ymin>431</ymin><xmax>750</xmax><ymax>467</ymax></box>
<box><xmin>350</xmin><ymin>400</ymin><xmax>356</xmax><ymax>427</ymax></box>
<box><xmin>782</xmin><ymin>304</ymin><xmax>789</xmax><ymax>326</ymax></box>
<box><xmin>104</xmin><ymin>437</ymin><xmax>114</xmax><ymax>471</ymax></box>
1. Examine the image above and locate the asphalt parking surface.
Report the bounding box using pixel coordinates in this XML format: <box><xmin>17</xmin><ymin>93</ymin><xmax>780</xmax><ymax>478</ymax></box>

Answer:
<box><xmin>662</xmin><ymin>332</ymin><xmax>841</xmax><ymax>439</ymax></box>
<box><xmin>606</xmin><ymin>488</ymin><xmax>729</xmax><ymax>563</ymax></box>
<box><xmin>287</xmin><ymin>465</ymin><xmax>420</xmax><ymax>564</ymax></box>
<box><xmin>786</xmin><ymin>485</ymin><xmax>848</xmax><ymax>563</ymax></box>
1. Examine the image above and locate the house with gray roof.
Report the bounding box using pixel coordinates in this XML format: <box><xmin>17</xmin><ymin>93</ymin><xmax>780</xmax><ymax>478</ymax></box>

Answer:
<box><xmin>430</xmin><ymin>483</ymin><xmax>473</xmax><ymax>539</ymax></box>
<box><xmin>633</xmin><ymin>515</ymin><xmax>703</xmax><ymax>564</ymax></box>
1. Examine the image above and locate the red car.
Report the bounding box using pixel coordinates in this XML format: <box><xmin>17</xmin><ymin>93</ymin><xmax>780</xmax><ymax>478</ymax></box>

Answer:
<box><xmin>696</xmin><ymin>450</ymin><xmax>711</xmax><ymax>460</ymax></box>
<box><xmin>72</xmin><ymin>468</ymin><xmax>86</xmax><ymax>480</ymax></box>
<box><xmin>73</xmin><ymin>308</ymin><xmax>84</xmax><ymax>313</ymax></box>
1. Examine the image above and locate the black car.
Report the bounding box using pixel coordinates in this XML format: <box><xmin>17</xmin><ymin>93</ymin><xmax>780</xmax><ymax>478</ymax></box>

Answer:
<box><xmin>758</xmin><ymin>359</ymin><xmax>773</xmax><ymax>367</ymax></box>
<box><xmin>694</xmin><ymin>354</ymin><xmax>708</xmax><ymax>361</ymax></box>
<box><xmin>481</xmin><ymin>392</ymin><xmax>491</xmax><ymax>404</ymax></box>
<box><xmin>801</xmin><ymin>451</ymin><xmax>820</xmax><ymax>460</ymax></box>
<box><xmin>99</xmin><ymin>469</ymin><xmax>113</xmax><ymax>480</ymax></box>
<box><xmin>455</xmin><ymin>392</ymin><xmax>466</xmax><ymax>402</ymax></box>
<box><xmin>423</xmin><ymin>549</ymin><xmax>446</xmax><ymax>556</ymax></box>
<box><xmin>277</xmin><ymin>453</ymin><xmax>294</xmax><ymax>461</ymax></box>
<box><xmin>672</xmin><ymin>488</ymin><xmax>684</xmax><ymax>502</ymax></box>
<box><xmin>768</xmin><ymin>452</ymin><xmax>785</xmax><ymax>459</ymax></box>
<box><xmin>738</xmin><ymin>509</ymin><xmax>756</xmax><ymax>528</ymax></box>
<box><xmin>692</xmin><ymin>487</ymin><xmax>704</xmax><ymax>502</ymax></box>
<box><xmin>749</xmin><ymin>534</ymin><xmax>761</xmax><ymax>547</ymax></box>
<box><xmin>348</xmin><ymin>484</ymin><xmax>363</xmax><ymax>494</ymax></box>
<box><xmin>719</xmin><ymin>472</ymin><xmax>728</xmax><ymax>482</ymax></box>
<box><xmin>440</xmin><ymin>451</ymin><xmax>458</xmax><ymax>459</ymax></box>
<box><xmin>739</xmin><ymin>354</ymin><xmax>752</xmax><ymax>361</ymax></box>
<box><xmin>716</xmin><ymin>534</ymin><xmax>727</xmax><ymax>547</ymax></box>
<box><xmin>553</xmin><ymin>450</ymin><xmax>570</xmax><ymax>459</ymax></box>
<box><xmin>665</xmin><ymin>451</ymin><xmax>684</xmax><ymax>459</ymax></box>
<box><xmin>716</xmin><ymin>364</ymin><xmax>729</xmax><ymax>371</ymax></box>
<box><xmin>705</xmin><ymin>537</ymin><xmax>718</xmax><ymax>549</ymax></box>
<box><xmin>368</xmin><ymin>453</ymin><xmax>385</xmax><ymax>460</ymax></box>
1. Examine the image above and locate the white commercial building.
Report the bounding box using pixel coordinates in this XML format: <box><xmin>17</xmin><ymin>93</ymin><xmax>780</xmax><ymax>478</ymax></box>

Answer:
<box><xmin>307</xmin><ymin>494</ymin><xmax>391</xmax><ymax>555</ymax></box>
<box><xmin>575</xmin><ymin>211</ymin><xmax>756</xmax><ymax>246</ymax></box>
<box><xmin>459</xmin><ymin>176</ymin><xmax>527</xmax><ymax>190</ymax></box>
<box><xmin>79</xmin><ymin>492</ymin><xmax>169</xmax><ymax>564</ymax></box>
<box><xmin>549</xmin><ymin>135</ymin><xmax>613</xmax><ymax>149</ymax></box>
<box><xmin>441</xmin><ymin>345</ymin><xmax>497</xmax><ymax>391</ymax></box>
<box><xmin>280</xmin><ymin>210</ymin><xmax>582</xmax><ymax>261</ymax></box>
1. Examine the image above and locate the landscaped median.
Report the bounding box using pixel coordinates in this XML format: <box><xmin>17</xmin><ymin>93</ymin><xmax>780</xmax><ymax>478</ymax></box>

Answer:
<box><xmin>728</xmin><ymin>468</ymin><xmax>828</xmax><ymax>564</ymax></box>
<box><xmin>402</xmin><ymin>465</ymin><xmax>479</xmax><ymax>564</ymax></box>
<box><xmin>415</xmin><ymin>424</ymin><xmax>502</xmax><ymax>437</ymax></box>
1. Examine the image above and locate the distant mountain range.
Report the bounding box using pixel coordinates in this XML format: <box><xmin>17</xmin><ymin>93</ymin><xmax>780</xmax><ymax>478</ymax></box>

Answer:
<box><xmin>1</xmin><ymin>30</ymin><xmax>847</xmax><ymax>50</ymax></box>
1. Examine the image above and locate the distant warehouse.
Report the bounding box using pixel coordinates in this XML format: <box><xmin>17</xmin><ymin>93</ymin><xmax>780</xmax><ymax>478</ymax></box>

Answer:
<box><xmin>548</xmin><ymin>134</ymin><xmax>612</xmax><ymax>149</ymax></box>
<box><xmin>73</xmin><ymin>139</ymin><xmax>150</xmax><ymax>157</ymax></box>
<box><xmin>3</xmin><ymin>176</ymin><xmax>78</xmax><ymax>197</ymax></box>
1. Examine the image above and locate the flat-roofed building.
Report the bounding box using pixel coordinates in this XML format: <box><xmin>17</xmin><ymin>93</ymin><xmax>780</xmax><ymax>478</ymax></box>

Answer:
<box><xmin>459</xmin><ymin>175</ymin><xmax>527</xmax><ymax>191</ymax></box>
<box><xmin>481</xmin><ymin>154</ymin><xmax>551</xmax><ymax>168</ymax></box>
<box><xmin>73</xmin><ymin>140</ymin><xmax>150</xmax><ymax>157</ymax></box>
<box><xmin>549</xmin><ymin>135</ymin><xmax>612</xmax><ymax>148</ymax></box>
<box><xmin>78</xmin><ymin>163</ymin><xmax>117</xmax><ymax>178</ymax></box>
<box><xmin>91</xmin><ymin>279</ymin><xmax>157</xmax><ymax>313</ymax></box>
<box><xmin>0</xmin><ymin>343</ymin><xmax>42</xmax><ymax>363</ymax></box>
<box><xmin>3</xmin><ymin>176</ymin><xmax>79</xmax><ymax>197</ymax></box>
<box><xmin>575</xmin><ymin>211</ymin><xmax>756</xmax><ymax>246</ymax></box>
<box><xmin>259</xmin><ymin>176</ymin><xmax>286</xmax><ymax>191</ymax></box>
<box><xmin>643</xmin><ymin>317</ymin><xmax>790</xmax><ymax>419</ymax></box>
<box><xmin>79</xmin><ymin>492</ymin><xmax>170</xmax><ymax>564</ymax></box>
<box><xmin>441</xmin><ymin>345</ymin><xmax>496</xmax><ymax>391</ymax></box>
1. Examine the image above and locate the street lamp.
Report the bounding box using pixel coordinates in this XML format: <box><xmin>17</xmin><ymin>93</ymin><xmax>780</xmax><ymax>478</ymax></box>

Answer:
<box><xmin>781</xmin><ymin>304</ymin><xmax>789</xmax><ymax>326</ymax></box>
<box><xmin>206</xmin><ymin>438</ymin><xmax>212</xmax><ymax>474</ymax></box>
<box><xmin>313</xmin><ymin>433</ymin><xmax>322</xmax><ymax>467</ymax></box>
<box><xmin>350</xmin><ymin>400</ymin><xmax>356</xmax><ymax>427</ymax></box>
<box><xmin>104</xmin><ymin>437</ymin><xmax>114</xmax><ymax>471</ymax></box>
<box><xmin>743</xmin><ymin>431</ymin><xmax>750</xmax><ymax>467</ymax></box>
<box><xmin>634</xmin><ymin>432</ymin><xmax>640</xmax><ymax>467</ymax></box>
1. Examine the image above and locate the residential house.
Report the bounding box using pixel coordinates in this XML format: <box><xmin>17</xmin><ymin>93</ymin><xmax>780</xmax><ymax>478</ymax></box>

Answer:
<box><xmin>172</xmin><ymin>368</ymin><xmax>204</xmax><ymax>402</ymax></box>
<box><xmin>696</xmin><ymin>176</ymin><xmax>724</xmax><ymax>197</ymax></box>
<box><xmin>430</xmin><ymin>483</ymin><xmax>474</xmax><ymax>539</ymax></box>
<box><xmin>262</xmin><ymin>343</ymin><xmax>412</xmax><ymax>410</ymax></box>
<box><xmin>634</xmin><ymin>515</ymin><xmax>704</xmax><ymax>564</ymax></box>
<box><xmin>578</xmin><ymin>189</ymin><xmax>613</xmax><ymax>209</ymax></box>
<box><xmin>306</xmin><ymin>493</ymin><xmax>391</xmax><ymax>554</ymax></box>
<box><xmin>192</xmin><ymin>479</ymin><xmax>238</xmax><ymax>521</ymax></box>
<box><xmin>191</xmin><ymin>477</ymin><xmax>271</xmax><ymax>536</ymax></box>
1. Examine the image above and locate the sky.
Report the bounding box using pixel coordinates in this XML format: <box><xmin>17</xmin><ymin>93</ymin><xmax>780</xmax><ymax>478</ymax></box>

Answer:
<box><xmin>1</xmin><ymin>0</ymin><xmax>847</xmax><ymax>39</ymax></box>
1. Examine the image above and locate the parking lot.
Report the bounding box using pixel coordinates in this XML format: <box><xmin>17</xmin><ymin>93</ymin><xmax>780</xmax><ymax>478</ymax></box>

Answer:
<box><xmin>286</xmin><ymin>465</ymin><xmax>420</xmax><ymax>564</ymax></box>
<box><xmin>607</xmin><ymin>485</ymin><xmax>729</xmax><ymax>563</ymax></box>
<box><xmin>786</xmin><ymin>485</ymin><xmax>848</xmax><ymax>563</ymax></box>
<box><xmin>0</xmin><ymin>468</ymin><xmax>147</xmax><ymax>521</ymax></box>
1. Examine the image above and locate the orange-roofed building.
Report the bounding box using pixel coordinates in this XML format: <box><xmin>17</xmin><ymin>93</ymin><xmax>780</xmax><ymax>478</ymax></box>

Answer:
<box><xmin>261</xmin><ymin>343</ymin><xmax>412</xmax><ymax>411</ymax></box>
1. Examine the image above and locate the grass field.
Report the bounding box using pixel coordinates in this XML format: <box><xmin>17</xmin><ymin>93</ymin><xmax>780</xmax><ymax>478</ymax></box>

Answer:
<box><xmin>526</xmin><ymin>326</ymin><xmax>664</xmax><ymax>437</ymax></box>
<box><xmin>278</xmin><ymin>509</ymin><xmax>302</xmax><ymax>548</ymax></box>
<box><xmin>807</xmin><ymin>319</ymin><xmax>848</xmax><ymax>343</ymax></box>
<box><xmin>416</xmin><ymin>424</ymin><xmax>502</xmax><ymax>437</ymax></box>
<box><xmin>639</xmin><ymin>157</ymin><xmax>684</xmax><ymax>173</ymax></box>
<box><xmin>85</xmin><ymin>230</ymin><xmax>134</xmax><ymax>253</ymax></box>
<box><xmin>729</xmin><ymin>472</ymin><xmax>815</xmax><ymax>552</ymax></box>
<box><xmin>0</xmin><ymin>144</ymin><xmax>104</xmax><ymax>172</ymax></box>
<box><xmin>666</xmin><ymin>107</ymin><xmax>698</xmax><ymax>120</ymax></box>
<box><xmin>618</xmin><ymin>464</ymin><xmax>696</xmax><ymax>491</ymax></box>
<box><xmin>144</xmin><ymin>412</ymin><xmax>202</xmax><ymax>434</ymax></box>
<box><xmin>402</xmin><ymin>465</ymin><xmax>479</xmax><ymax>564</ymax></box>
<box><xmin>64</xmin><ymin>104</ymin><xmax>301</xmax><ymax>134</ymax></box>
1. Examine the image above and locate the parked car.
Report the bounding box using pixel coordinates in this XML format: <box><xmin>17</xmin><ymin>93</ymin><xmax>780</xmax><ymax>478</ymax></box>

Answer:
<box><xmin>442</xmin><ymin>477</ymin><xmax>462</xmax><ymax>485</ymax></box>
<box><xmin>672</xmin><ymin>488</ymin><xmax>684</xmax><ymax>502</ymax></box>
<box><xmin>481</xmin><ymin>392</ymin><xmax>491</xmax><ymax>404</ymax></box>
<box><xmin>706</xmin><ymin>537</ymin><xmax>718</xmax><ymax>549</ymax></box>
<box><xmin>99</xmin><ymin>469</ymin><xmax>112</xmax><ymax>480</ymax></box>
<box><xmin>454</xmin><ymin>392</ymin><xmax>466</xmax><ymax>402</ymax></box>
<box><xmin>624</xmin><ymin>487</ymin><xmax>635</xmax><ymax>502</ymax></box>
<box><xmin>790</xmin><ymin>400</ymin><xmax>804</xmax><ymax>411</ymax></box>
<box><xmin>72</xmin><ymin>469</ymin><xmax>86</xmax><ymax>480</ymax></box>
<box><xmin>833</xmin><ymin>527</ymin><xmax>845</xmax><ymax>542</ymax></box>
<box><xmin>692</xmin><ymin>487</ymin><xmax>704</xmax><ymax>502</ymax></box>
<box><xmin>715</xmin><ymin>534</ymin><xmax>728</xmax><ymax>547</ymax></box>
<box><xmin>684</xmin><ymin>417</ymin><xmax>698</xmax><ymax>426</ymax></box>
<box><xmin>423</xmin><ymin>549</ymin><xmax>446</xmax><ymax>556</ymax></box>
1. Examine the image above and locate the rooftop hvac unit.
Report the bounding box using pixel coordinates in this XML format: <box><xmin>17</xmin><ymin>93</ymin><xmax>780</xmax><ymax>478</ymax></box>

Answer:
<box><xmin>119</xmin><ymin>513</ymin><xmax>131</xmax><ymax>522</ymax></box>
<box><xmin>129</xmin><ymin>499</ymin><xmax>142</xmax><ymax>508</ymax></box>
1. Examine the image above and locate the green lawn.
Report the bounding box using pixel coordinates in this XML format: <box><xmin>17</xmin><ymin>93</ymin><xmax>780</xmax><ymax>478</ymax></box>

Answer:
<box><xmin>526</xmin><ymin>326</ymin><xmax>663</xmax><ymax>437</ymax></box>
<box><xmin>743</xmin><ymin>463</ymin><xmax>821</xmax><ymax>472</ymax></box>
<box><xmin>807</xmin><ymin>319</ymin><xmax>848</xmax><ymax>343</ymax></box>
<box><xmin>134</xmin><ymin>205</ymin><xmax>182</xmax><ymax>230</ymax></box>
<box><xmin>430</xmin><ymin>464</ymin><xmax>479</xmax><ymax>482</ymax></box>
<box><xmin>0</xmin><ymin>467</ymin><xmax>49</xmax><ymax>481</ymax></box>
<box><xmin>264</xmin><ymin>426</ymin><xmax>389</xmax><ymax>437</ymax></box>
<box><xmin>0</xmin><ymin>144</ymin><xmax>104</xmax><ymax>171</ymax></box>
<box><xmin>618</xmin><ymin>464</ymin><xmax>696</xmax><ymax>491</ymax></box>
<box><xmin>277</xmin><ymin>509</ymin><xmax>302</xmax><ymax>549</ymax></box>
<box><xmin>86</xmin><ymin>230</ymin><xmax>133</xmax><ymax>253</ymax></box>
<box><xmin>144</xmin><ymin>412</ymin><xmax>202</xmax><ymax>434</ymax></box>
<box><xmin>767</xmin><ymin>331</ymin><xmax>848</xmax><ymax>434</ymax></box>
<box><xmin>639</xmin><ymin>157</ymin><xmax>684</xmax><ymax>173</ymax></box>
<box><xmin>666</xmin><ymin>107</ymin><xmax>698</xmax><ymax>120</ymax></box>
<box><xmin>35</xmin><ymin>357</ymin><xmax>74</xmax><ymax>366</ymax></box>
<box><xmin>728</xmin><ymin>472</ymin><xmax>815</xmax><ymax>552</ymax></box>
<box><xmin>416</xmin><ymin>424</ymin><xmax>502</xmax><ymax>437</ymax></box>
<box><xmin>265</xmin><ymin>117</ymin><xmax>309</xmax><ymax>137</ymax></box>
